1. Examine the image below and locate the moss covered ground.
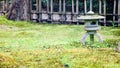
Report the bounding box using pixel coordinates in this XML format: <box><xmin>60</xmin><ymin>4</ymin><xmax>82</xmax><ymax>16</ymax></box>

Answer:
<box><xmin>0</xmin><ymin>16</ymin><xmax>120</xmax><ymax>68</ymax></box>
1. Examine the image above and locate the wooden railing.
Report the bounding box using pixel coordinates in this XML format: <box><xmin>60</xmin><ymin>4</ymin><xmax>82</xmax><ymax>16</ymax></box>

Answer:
<box><xmin>0</xmin><ymin>0</ymin><xmax>120</xmax><ymax>26</ymax></box>
<box><xmin>29</xmin><ymin>0</ymin><xmax>120</xmax><ymax>26</ymax></box>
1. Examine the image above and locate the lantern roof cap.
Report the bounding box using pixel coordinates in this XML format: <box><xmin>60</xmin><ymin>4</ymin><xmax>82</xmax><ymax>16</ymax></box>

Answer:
<box><xmin>86</xmin><ymin>11</ymin><xmax>95</xmax><ymax>15</ymax></box>
<box><xmin>77</xmin><ymin>11</ymin><xmax>105</xmax><ymax>20</ymax></box>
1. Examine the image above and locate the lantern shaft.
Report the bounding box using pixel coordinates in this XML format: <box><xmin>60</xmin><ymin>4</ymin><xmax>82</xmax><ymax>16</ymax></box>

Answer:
<box><xmin>90</xmin><ymin>34</ymin><xmax>94</xmax><ymax>43</ymax></box>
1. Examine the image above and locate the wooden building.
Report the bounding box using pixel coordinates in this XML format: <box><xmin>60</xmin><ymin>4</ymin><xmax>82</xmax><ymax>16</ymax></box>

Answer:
<box><xmin>0</xmin><ymin>0</ymin><xmax>120</xmax><ymax>26</ymax></box>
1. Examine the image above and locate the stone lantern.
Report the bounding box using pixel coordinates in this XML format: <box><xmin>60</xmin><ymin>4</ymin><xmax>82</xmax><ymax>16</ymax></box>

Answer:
<box><xmin>77</xmin><ymin>0</ymin><xmax>105</xmax><ymax>44</ymax></box>
<box><xmin>77</xmin><ymin>11</ymin><xmax>105</xmax><ymax>44</ymax></box>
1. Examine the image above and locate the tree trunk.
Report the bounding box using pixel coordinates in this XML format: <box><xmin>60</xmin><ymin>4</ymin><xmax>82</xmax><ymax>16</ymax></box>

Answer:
<box><xmin>7</xmin><ymin>0</ymin><xmax>30</xmax><ymax>21</ymax></box>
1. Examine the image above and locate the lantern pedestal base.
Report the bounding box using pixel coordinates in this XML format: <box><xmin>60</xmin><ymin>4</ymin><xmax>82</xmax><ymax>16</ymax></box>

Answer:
<box><xmin>81</xmin><ymin>31</ymin><xmax>103</xmax><ymax>44</ymax></box>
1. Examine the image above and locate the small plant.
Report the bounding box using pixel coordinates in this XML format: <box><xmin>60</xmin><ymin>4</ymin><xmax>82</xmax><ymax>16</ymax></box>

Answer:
<box><xmin>109</xmin><ymin>21</ymin><xmax>117</xmax><ymax>27</ymax></box>
<box><xmin>69</xmin><ymin>41</ymin><xmax>82</xmax><ymax>48</ymax></box>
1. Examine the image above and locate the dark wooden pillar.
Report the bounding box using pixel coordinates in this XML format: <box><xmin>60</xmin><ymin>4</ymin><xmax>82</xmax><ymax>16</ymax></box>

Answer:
<box><xmin>29</xmin><ymin>0</ymin><xmax>31</xmax><ymax>20</ymax></box>
<box><xmin>76</xmin><ymin>0</ymin><xmax>79</xmax><ymax>14</ymax></box>
<box><xmin>59</xmin><ymin>0</ymin><xmax>62</xmax><ymax>12</ymax></box>
<box><xmin>76</xmin><ymin>0</ymin><xmax>79</xmax><ymax>24</ymax></box>
<box><xmin>59</xmin><ymin>0</ymin><xmax>62</xmax><ymax>23</ymax></box>
<box><xmin>50</xmin><ymin>0</ymin><xmax>53</xmax><ymax>23</ymax></box>
<box><xmin>103</xmin><ymin>0</ymin><xmax>106</xmax><ymax>26</ymax></box>
<box><xmin>99</xmin><ymin>0</ymin><xmax>102</xmax><ymax>14</ymax></box>
<box><xmin>47</xmin><ymin>0</ymin><xmax>49</xmax><ymax>12</ymax></box>
<box><xmin>118</xmin><ymin>0</ymin><xmax>120</xmax><ymax>25</ymax></box>
<box><xmin>90</xmin><ymin>0</ymin><xmax>92</xmax><ymax>11</ymax></box>
<box><xmin>72</xmin><ymin>0</ymin><xmax>74</xmax><ymax>13</ymax></box>
<box><xmin>99</xmin><ymin>0</ymin><xmax>102</xmax><ymax>22</ymax></box>
<box><xmin>63</xmin><ymin>0</ymin><xmax>66</xmax><ymax>13</ymax></box>
<box><xmin>3</xmin><ymin>1</ymin><xmax>5</xmax><ymax>11</ymax></box>
<box><xmin>113</xmin><ymin>0</ymin><xmax>116</xmax><ymax>22</ymax></box>
<box><xmin>72</xmin><ymin>0</ymin><xmax>74</xmax><ymax>23</ymax></box>
<box><xmin>84</xmin><ymin>0</ymin><xmax>87</xmax><ymax>14</ymax></box>
<box><xmin>36</xmin><ymin>0</ymin><xmax>39</xmax><ymax>12</ymax></box>
<box><xmin>47</xmin><ymin>0</ymin><xmax>50</xmax><ymax>22</ymax></box>
<box><xmin>29</xmin><ymin>0</ymin><xmax>32</xmax><ymax>12</ymax></box>
<box><xmin>63</xmin><ymin>0</ymin><xmax>66</xmax><ymax>24</ymax></box>
<box><xmin>39</xmin><ymin>0</ymin><xmax>42</xmax><ymax>22</ymax></box>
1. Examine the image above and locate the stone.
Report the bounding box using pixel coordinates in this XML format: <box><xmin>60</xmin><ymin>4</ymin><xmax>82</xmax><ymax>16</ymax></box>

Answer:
<box><xmin>77</xmin><ymin>10</ymin><xmax>105</xmax><ymax>44</ymax></box>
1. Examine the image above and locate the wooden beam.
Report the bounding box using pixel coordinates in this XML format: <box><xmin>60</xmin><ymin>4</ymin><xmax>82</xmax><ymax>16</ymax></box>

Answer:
<box><xmin>36</xmin><ymin>0</ymin><xmax>39</xmax><ymax>12</ymax></box>
<box><xmin>50</xmin><ymin>0</ymin><xmax>53</xmax><ymax>22</ymax></box>
<box><xmin>76</xmin><ymin>0</ymin><xmax>79</xmax><ymax>14</ymax></box>
<box><xmin>59</xmin><ymin>0</ymin><xmax>62</xmax><ymax>23</ymax></box>
<box><xmin>84</xmin><ymin>0</ymin><xmax>87</xmax><ymax>14</ymax></box>
<box><xmin>39</xmin><ymin>0</ymin><xmax>42</xmax><ymax>11</ymax></box>
<box><xmin>71</xmin><ymin>0</ymin><xmax>74</xmax><ymax>23</ymax></box>
<box><xmin>72</xmin><ymin>0</ymin><xmax>74</xmax><ymax>13</ymax></box>
<box><xmin>103</xmin><ymin>0</ymin><xmax>106</xmax><ymax>16</ymax></box>
<box><xmin>63</xmin><ymin>0</ymin><xmax>66</xmax><ymax>23</ymax></box>
<box><xmin>98</xmin><ymin>0</ymin><xmax>102</xmax><ymax>22</ymax></box>
<box><xmin>30</xmin><ymin>0</ymin><xmax>32</xmax><ymax>12</ymax></box>
<box><xmin>63</xmin><ymin>0</ymin><xmax>66</xmax><ymax>13</ymax></box>
<box><xmin>118</xmin><ymin>0</ymin><xmax>120</xmax><ymax>24</ymax></box>
<box><xmin>103</xmin><ymin>0</ymin><xmax>106</xmax><ymax>26</ymax></box>
<box><xmin>59</xmin><ymin>0</ymin><xmax>62</xmax><ymax>12</ymax></box>
<box><xmin>113</xmin><ymin>0</ymin><xmax>116</xmax><ymax>21</ymax></box>
<box><xmin>90</xmin><ymin>0</ymin><xmax>92</xmax><ymax>11</ymax></box>
<box><xmin>99</xmin><ymin>0</ymin><xmax>102</xmax><ymax>14</ymax></box>
<box><xmin>47</xmin><ymin>0</ymin><xmax>49</xmax><ymax>12</ymax></box>
<box><xmin>29</xmin><ymin>0</ymin><xmax>31</xmax><ymax>20</ymax></box>
<box><xmin>39</xmin><ymin>0</ymin><xmax>42</xmax><ymax>22</ymax></box>
<box><xmin>2</xmin><ymin>1</ymin><xmax>5</xmax><ymax>11</ymax></box>
<box><xmin>50</xmin><ymin>0</ymin><xmax>53</xmax><ymax>13</ymax></box>
<box><xmin>76</xmin><ymin>0</ymin><xmax>79</xmax><ymax>24</ymax></box>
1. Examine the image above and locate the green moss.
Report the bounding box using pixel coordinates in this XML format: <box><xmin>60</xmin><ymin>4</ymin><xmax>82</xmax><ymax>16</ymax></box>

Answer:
<box><xmin>0</xmin><ymin>53</ymin><xmax>18</xmax><ymax>68</ymax></box>
<box><xmin>1</xmin><ymin>48</ymin><xmax>119</xmax><ymax>68</ymax></box>
<box><xmin>0</xmin><ymin>16</ymin><xmax>120</xmax><ymax>67</ymax></box>
<box><xmin>111</xmin><ymin>29</ymin><xmax>120</xmax><ymax>36</ymax></box>
<box><xmin>0</xmin><ymin>16</ymin><xmax>33</xmax><ymax>27</ymax></box>
<box><xmin>104</xmin><ymin>38</ymin><xmax>120</xmax><ymax>47</ymax></box>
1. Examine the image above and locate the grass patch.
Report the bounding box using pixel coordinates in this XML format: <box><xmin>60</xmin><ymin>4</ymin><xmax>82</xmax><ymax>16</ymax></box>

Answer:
<box><xmin>0</xmin><ymin>16</ymin><xmax>34</xmax><ymax>27</ymax></box>
<box><xmin>0</xmin><ymin>17</ymin><xmax>120</xmax><ymax>68</ymax></box>
<box><xmin>111</xmin><ymin>29</ymin><xmax>120</xmax><ymax>36</ymax></box>
<box><xmin>1</xmin><ymin>48</ymin><xmax>120</xmax><ymax>68</ymax></box>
